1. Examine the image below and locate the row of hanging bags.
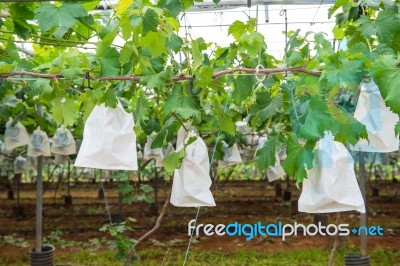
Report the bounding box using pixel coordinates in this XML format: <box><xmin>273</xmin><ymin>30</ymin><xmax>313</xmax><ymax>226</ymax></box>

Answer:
<box><xmin>170</xmin><ymin>131</ymin><xmax>216</xmax><ymax>207</ymax></box>
<box><xmin>75</xmin><ymin>103</ymin><xmax>138</xmax><ymax>170</ymax></box>
<box><xmin>298</xmin><ymin>132</ymin><xmax>366</xmax><ymax>213</ymax></box>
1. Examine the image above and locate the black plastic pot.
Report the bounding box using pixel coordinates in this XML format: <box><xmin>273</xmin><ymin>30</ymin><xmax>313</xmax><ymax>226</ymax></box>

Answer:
<box><xmin>64</xmin><ymin>195</ymin><xmax>73</xmax><ymax>206</ymax></box>
<box><xmin>371</xmin><ymin>187</ymin><xmax>379</xmax><ymax>197</ymax></box>
<box><xmin>111</xmin><ymin>213</ymin><xmax>125</xmax><ymax>224</ymax></box>
<box><xmin>290</xmin><ymin>200</ymin><xmax>298</xmax><ymax>215</ymax></box>
<box><xmin>7</xmin><ymin>189</ymin><xmax>14</xmax><ymax>200</ymax></box>
<box><xmin>12</xmin><ymin>205</ymin><xmax>25</xmax><ymax>218</ymax></box>
<box><xmin>283</xmin><ymin>190</ymin><xmax>291</xmax><ymax>202</ymax></box>
<box><xmin>98</xmin><ymin>187</ymin><xmax>104</xmax><ymax>199</ymax></box>
<box><xmin>313</xmin><ymin>213</ymin><xmax>328</xmax><ymax>234</ymax></box>
<box><xmin>275</xmin><ymin>184</ymin><xmax>282</xmax><ymax>198</ymax></box>
<box><xmin>313</xmin><ymin>213</ymin><xmax>328</xmax><ymax>226</ymax></box>
<box><xmin>344</xmin><ymin>254</ymin><xmax>370</xmax><ymax>266</ymax></box>
<box><xmin>30</xmin><ymin>245</ymin><xmax>55</xmax><ymax>266</ymax></box>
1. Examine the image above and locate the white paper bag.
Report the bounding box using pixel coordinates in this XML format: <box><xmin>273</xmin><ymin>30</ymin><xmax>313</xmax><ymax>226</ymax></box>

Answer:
<box><xmin>4</xmin><ymin>118</ymin><xmax>30</xmax><ymax>151</ymax></box>
<box><xmin>74</xmin><ymin>103</ymin><xmax>138</xmax><ymax>170</ymax></box>
<box><xmin>144</xmin><ymin>135</ymin><xmax>164</xmax><ymax>164</ymax></box>
<box><xmin>14</xmin><ymin>155</ymin><xmax>31</xmax><ymax>174</ymax></box>
<box><xmin>350</xmin><ymin>81</ymin><xmax>399</xmax><ymax>153</ymax></box>
<box><xmin>235</xmin><ymin>121</ymin><xmax>258</xmax><ymax>145</ymax></box>
<box><xmin>256</xmin><ymin>136</ymin><xmax>285</xmax><ymax>182</ymax></box>
<box><xmin>218</xmin><ymin>142</ymin><xmax>242</xmax><ymax>167</ymax></box>
<box><xmin>170</xmin><ymin>133</ymin><xmax>216</xmax><ymax>207</ymax></box>
<box><xmin>27</xmin><ymin>128</ymin><xmax>51</xmax><ymax>157</ymax></box>
<box><xmin>299</xmin><ymin>132</ymin><xmax>366</xmax><ymax>213</ymax></box>
<box><xmin>266</xmin><ymin>154</ymin><xmax>286</xmax><ymax>182</ymax></box>
<box><xmin>176</xmin><ymin>126</ymin><xmax>188</xmax><ymax>150</ymax></box>
<box><xmin>51</xmin><ymin>126</ymin><xmax>76</xmax><ymax>155</ymax></box>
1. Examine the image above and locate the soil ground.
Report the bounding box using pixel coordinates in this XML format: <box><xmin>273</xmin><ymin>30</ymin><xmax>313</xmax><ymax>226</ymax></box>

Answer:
<box><xmin>0</xmin><ymin>179</ymin><xmax>399</xmax><ymax>265</ymax></box>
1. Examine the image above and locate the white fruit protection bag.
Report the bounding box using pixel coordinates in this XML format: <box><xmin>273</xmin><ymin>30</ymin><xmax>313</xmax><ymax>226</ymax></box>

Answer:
<box><xmin>218</xmin><ymin>142</ymin><xmax>242</xmax><ymax>167</ymax></box>
<box><xmin>4</xmin><ymin>118</ymin><xmax>30</xmax><ymax>151</ymax></box>
<box><xmin>170</xmin><ymin>132</ymin><xmax>216</xmax><ymax>207</ymax></box>
<box><xmin>256</xmin><ymin>136</ymin><xmax>286</xmax><ymax>182</ymax></box>
<box><xmin>14</xmin><ymin>155</ymin><xmax>31</xmax><ymax>174</ymax></box>
<box><xmin>27</xmin><ymin>127</ymin><xmax>51</xmax><ymax>157</ymax></box>
<box><xmin>51</xmin><ymin>126</ymin><xmax>76</xmax><ymax>155</ymax></box>
<box><xmin>350</xmin><ymin>81</ymin><xmax>399</xmax><ymax>153</ymax></box>
<box><xmin>74</xmin><ymin>103</ymin><xmax>138</xmax><ymax>170</ymax></box>
<box><xmin>235</xmin><ymin>121</ymin><xmax>259</xmax><ymax>145</ymax></box>
<box><xmin>299</xmin><ymin>132</ymin><xmax>366</xmax><ymax>213</ymax></box>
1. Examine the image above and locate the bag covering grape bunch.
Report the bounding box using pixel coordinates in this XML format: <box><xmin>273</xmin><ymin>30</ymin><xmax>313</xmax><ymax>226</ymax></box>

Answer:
<box><xmin>299</xmin><ymin>132</ymin><xmax>365</xmax><ymax>213</ymax></box>
<box><xmin>27</xmin><ymin>127</ymin><xmax>51</xmax><ymax>157</ymax></box>
<box><xmin>75</xmin><ymin>103</ymin><xmax>138</xmax><ymax>170</ymax></box>
<box><xmin>170</xmin><ymin>132</ymin><xmax>216</xmax><ymax>207</ymax></box>
<box><xmin>51</xmin><ymin>126</ymin><xmax>76</xmax><ymax>155</ymax></box>
<box><xmin>218</xmin><ymin>142</ymin><xmax>242</xmax><ymax>167</ymax></box>
<box><xmin>350</xmin><ymin>81</ymin><xmax>399</xmax><ymax>153</ymax></box>
<box><xmin>4</xmin><ymin>118</ymin><xmax>30</xmax><ymax>151</ymax></box>
<box><xmin>14</xmin><ymin>155</ymin><xmax>31</xmax><ymax>174</ymax></box>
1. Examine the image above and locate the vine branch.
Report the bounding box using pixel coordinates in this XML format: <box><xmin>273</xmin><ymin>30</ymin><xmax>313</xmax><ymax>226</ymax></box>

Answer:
<box><xmin>0</xmin><ymin>67</ymin><xmax>321</xmax><ymax>82</ymax></box>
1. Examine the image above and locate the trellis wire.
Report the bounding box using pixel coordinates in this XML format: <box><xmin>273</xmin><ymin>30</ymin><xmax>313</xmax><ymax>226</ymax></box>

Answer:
<box><xmin>100</xmin><ymin>174</ymin><xmax>113</xmax><ymax>226</ymax></box>
<box><xmin>182</xmin><ymin>91</ymin><xmax>232</xmax><ymax>266</ymax></box>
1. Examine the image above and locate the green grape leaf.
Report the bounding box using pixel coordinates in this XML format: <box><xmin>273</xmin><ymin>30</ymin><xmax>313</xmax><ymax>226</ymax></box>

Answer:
<box><xmin>159</xmin><ymin>0</ymin><xmax>183</xmax><ymax>17</ymax></box>
<box><xmin>61</xmin><ymin>66</ymin><xmax>83</xmax><ymax>80</ymax></box>
<box><xmin>168</xmin><ymin>33</ymin><xmax>183</xmax><ymax>53</ymax></box>
<box><xmin>328</xmin><ymin>104</ymin><xmax>368</xmax><ymax>145</ymax></box>
<box><xmin>282</xmin><ymin>136</ymin><xmax>315</xmax><ymax>184</ymax></box>
<box><xmin>232</xmin><ymin>75</ymin><xmax>255</xmax><ymax>104</ymax></box>
<box><xmin>99</xmin><ymin>47</ymin><xmax>120</xmax><ymax>77</ymax></box>
<box><xmin>298</xmin><ymin>96</ymin><xmax>334</xmax><ymax>140</ymax></box>
<box><xmin>35</xmin><ymin>2</ymin><xmax>87</xmax><ymax>38</ymax></box>
<box><xmin>142</xmin><ymin>9</ymin><xmax>159</xmax><ymax>35</ymax></box>
<box><xmin>130</xmin><ymin>14</ymin><xmax>142</xmax><ymax>27</ymax></box>
<box><xmin>250</xmin><ymin>92</ymin><xmax>282</xmax><ymax>124</ymax></box>
<box><xmin>213</xmin><ymin>99</ymin><xmax>235</xmax><ymax>135</ymax></box>
<box><xmin>164</xmin><ymin>85</ymin><xmax>200</xmax><ymax>119</ymax></box>
<box><xmin>370</xmin><ymin>55</ymin><xmax>400</xmax><ymax>114</ymax></box>
<box><xmin>31</xmin><ymin>78</ymin><xmax>53</xmax><ymax>95</ymax></box>
<box><xmin>164</xmin><ymin>149</ymin><xmax>185</xmax><ymax>172</ymax></box>
<box><xmin>101</xmin><ymin>88</ymin><xmax>118</xmax><ymax>108</ymax></box>
<box><xmin>141</xmin><ymin>70</ymin><xmax>171</xmax><ymax>89</ymax></box>
<box><xmin>140</xmin><ymin>31</ymin><xmax>167</xmax><ymax>57</ymax></box>
<box><xmin>118</xmin><ymin>182</ymin><xmax>134</xmax><ymax>194</ymax></box>
<box><xmin>255</xmin><ymin>134</ymin><xmax>280</xmax><ymax>171</ymax></box>
<box><xmin>152</xmin><ymin>128</ymin><xmax>168</xmax><ymax>149</ymax></box>
<box><xmin>239</xmin><ymin>32</ymin><xmax>265</xmax><ymax>57</ymax></box>
<box><xmin>194</xmin><ymin>66</ymin><xmax>214</xmax><ymax>89</ymax></box>
<box><xmin>228</xmin><ymin>20</ymin><xmax>247</xmax><ymax>41</ymax></box>
<box><xmin>51</xmin><ymin>97</ymin><xmax>79</xmax><ymax>127</ymax></box>
<box><xmin>192</xmin><ymin>39</ymin><xmax>204</xmax><ymax>71</ymax></box>
<box><xmin>134</xmin><ymin>94</ymin><xmax>149</xmax><ymax>124</ymax></box>
<box><xmin>116</xmin><ymin>0</ymin><xmax>133</xmax><ymax>16</ymax></box>
<box><xmin>323</xmin><ymin>53</ymin><xmax>363</xmax><ymax>89</ymax></box>
<box><xmin>358</xmin><ymin>11</ymin><xmax>400</xmax><ymax>44</ymax></box>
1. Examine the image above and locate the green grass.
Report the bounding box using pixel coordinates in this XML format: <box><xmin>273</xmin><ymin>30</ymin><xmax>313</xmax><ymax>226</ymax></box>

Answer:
<box><xmin>1</xmin><ymin>247</ymin><xmax>399</xmax><ymax>266</ymax></box>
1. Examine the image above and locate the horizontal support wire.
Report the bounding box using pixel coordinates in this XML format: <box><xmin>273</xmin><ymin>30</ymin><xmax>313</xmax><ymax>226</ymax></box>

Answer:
<box><xmin>0</xmin><ymin>67</ymin><xmax>321</xmax><ymax>83</ymax></box>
